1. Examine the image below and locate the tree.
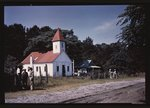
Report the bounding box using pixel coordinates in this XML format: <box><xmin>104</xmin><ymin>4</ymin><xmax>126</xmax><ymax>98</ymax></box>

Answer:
<box><xmin>117</xmin><ymin>5</ymin><xmax>147</xmax><ymax>72</ymax></box>
<box><xmin>26</xmin><ymin>25</ymin><xmax>40</xmax><ymax>39</ymax></box>
<box><xmin>23</xmin><ymin>33</ymin><xmax>53</xmax><ymax>57</ymax></box>
<box><xmin>117</xmin><ymin>5</ymin><xmax>146</xmax><ymax>46</ymax></box>
<box><xmin>24</xmin><ymin>26</ymin><xmax>55</xmax><ymax>56</ymax></box>
<box><xmin>40</xmin><ymin>26</ymin><xmax>52</xmax><ymax>32</ymax></box>
<box><xmin>4</xmin><ymin>24</ymin><xmax>26</xmax><ymax>61</ymax></box>
<box><xmin>83</xmin><ymin>36</ymin><xmax>93</xmax><ymax>45</ymax></box>
<box><xmin>4</xmin><ymin>24</ymin><xmax>26</xmax><ymax>75</ymax></box>
<box><xmin>117</xmin><ymin>6</ymin><xmax>150</xmax><ymax>103</ymax></box>
<box><xmin>4</xmin><ymin>55</ymin><xmax>18</xmax><ymax>74</ymax></box>
<box><xmin>82</xmin><ymin>37</ymin><xmax>95</xmax><ymax>61</ymax></box>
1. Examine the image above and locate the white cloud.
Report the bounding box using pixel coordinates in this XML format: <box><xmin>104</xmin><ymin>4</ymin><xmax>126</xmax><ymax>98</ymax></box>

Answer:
<box><xmin>94</xmin><ymin>19</ymin><xmax>116</xmax><ymax>32</ymax></box>
<box><xmin>91</xmin><ymin>19</ymin><xmax>120</xmax><ymax>44</ymax></box>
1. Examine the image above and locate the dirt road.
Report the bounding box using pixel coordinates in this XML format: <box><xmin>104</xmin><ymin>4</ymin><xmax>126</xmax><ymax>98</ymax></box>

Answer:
<box><xmin>61</xmin><ymin>82</ymin><xmax>145</xmax><ymax>103</ymax></box>
<box><xmin>5</xmin><ymin>78</ymin><xmax>145</xmax><ymax>104</ymax></box>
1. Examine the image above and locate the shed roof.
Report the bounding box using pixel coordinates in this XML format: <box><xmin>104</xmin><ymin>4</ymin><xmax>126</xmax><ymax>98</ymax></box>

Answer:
<box><xmin>90</xmin><ymin>66</ymin><xmax>101</xmax><ymax>69</ymax></box>
<box><xmin>78</xmin><ymin>59</ymin><xmax>95</xmax><ymax>68</ymax></box>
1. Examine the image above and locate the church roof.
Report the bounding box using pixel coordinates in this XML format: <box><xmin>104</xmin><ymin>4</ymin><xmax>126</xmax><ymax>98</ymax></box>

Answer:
<box><xmin>21</xmin><ymin>51</ymin><xmax>60</xmax><ymax>64</ymax></box>
<box><xmin>52</xmin><ymin>28</ymin><xmax>64</xmax><ymax>42</ymax></box>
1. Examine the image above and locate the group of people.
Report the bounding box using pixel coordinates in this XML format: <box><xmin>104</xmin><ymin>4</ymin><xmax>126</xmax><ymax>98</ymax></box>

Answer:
<box><xmin>16</xmin><ymin>67</ymin><xmax>34</xmax><ymax>90</ymax></box>
<box><xmin>108</xmin><ymin>68</ymin><xmax>118</xmax><ymax>79</ymax></box>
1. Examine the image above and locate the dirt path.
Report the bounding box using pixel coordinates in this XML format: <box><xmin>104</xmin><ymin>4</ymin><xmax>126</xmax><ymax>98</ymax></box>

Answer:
<box><xmin>5</xmin><ymin>78</ymin><xmax>145</xmax><ymax>104</ymax></box>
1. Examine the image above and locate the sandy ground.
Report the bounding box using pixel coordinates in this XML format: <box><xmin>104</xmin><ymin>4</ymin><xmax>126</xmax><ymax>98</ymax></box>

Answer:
<box><xmin>5</xmin><ymin>78</ymin><xmax>145</xmax><ymax>104</ymax></box>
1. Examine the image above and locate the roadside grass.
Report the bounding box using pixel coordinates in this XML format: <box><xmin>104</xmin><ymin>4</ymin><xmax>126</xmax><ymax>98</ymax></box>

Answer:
<box><xmin>45</xmin><ymin>73</ymin><xmax>145</xmax><ymax>88</ymax></box>
<box><xmin>5</xmin><ymin>74</ymin><xmax>145</xmax><ymax>99</ymax></box>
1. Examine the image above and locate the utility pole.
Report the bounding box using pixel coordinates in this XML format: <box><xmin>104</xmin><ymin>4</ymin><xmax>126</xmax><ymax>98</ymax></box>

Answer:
<box><xmin>30</xmin><ymin>55</ymin><xmax>33</xmax><ymax>69</ymax></box>
<box><xmin>30</xmin><ymin>55</ymin><xmax>34</xmax><ymax>90</ymax></box>
<box><xmin>72</xmin><ymin>60</ymin><xmax>74</xmax><ymax>76</ymax></box>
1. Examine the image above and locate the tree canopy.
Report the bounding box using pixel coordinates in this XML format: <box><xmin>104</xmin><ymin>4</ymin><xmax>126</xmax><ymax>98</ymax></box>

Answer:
<box><xmin>117</xmin><ymin>5</ymin><xmax>148</xmax><ymax>72</ymax></box>
<box><xmin>117</xmin><ymin>5</ymin><xmax>146</xmax><ymax>47</ymax></box>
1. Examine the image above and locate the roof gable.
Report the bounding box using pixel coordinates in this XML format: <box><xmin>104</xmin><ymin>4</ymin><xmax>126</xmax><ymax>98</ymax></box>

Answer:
<box><xmin>52</xmin><ymin>28</ymin><xmax>64</xmax><ymax>42</ymax></box>
<box><xmin>54</xmin><ymin>51</ymin><xmax>72</xmax><ymax>63</ymax></box>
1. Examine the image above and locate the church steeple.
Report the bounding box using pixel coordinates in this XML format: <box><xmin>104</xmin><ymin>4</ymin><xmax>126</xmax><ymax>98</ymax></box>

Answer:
<box><xmin>52</xmin><ymin>28</ymin><xmax>65</xmax><ymax>53</ymax></box>
<box><xmin>52</xmin><ymin>28</ymin><xmax>64</xmax><ymax>42</ymax></box>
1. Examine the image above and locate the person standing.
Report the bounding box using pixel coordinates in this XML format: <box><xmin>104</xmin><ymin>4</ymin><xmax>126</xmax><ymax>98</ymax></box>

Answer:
<box><xmin>22</xmin><ymin>69</ymin><xmax>28</xmax><ymax>89</ymax></box>
<box><xmin>109</xmin><ymin>68</ymin><xmax>113</xmax><ymax>79</ymax></box>
<box><xmin>16</xmin><ymin>67</ymin><xmax>22</xmax><ymax>90</ymax></box>
<box><xmin>28</xmin><ymin>67</ymin><xmax>34</xmax><ymax>90</ymax></box>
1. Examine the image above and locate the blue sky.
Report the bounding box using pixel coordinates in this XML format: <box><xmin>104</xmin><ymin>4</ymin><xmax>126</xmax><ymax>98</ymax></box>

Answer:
<box><xmin>4</xmin><ymin>5</ymin><xmax>127</xmax><ymax>44</ymax></box>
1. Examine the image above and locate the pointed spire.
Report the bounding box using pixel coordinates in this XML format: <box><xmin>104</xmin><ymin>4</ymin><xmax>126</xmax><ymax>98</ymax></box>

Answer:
<box><xmin>52</xmin><ymin>28</ymin><xmax>64</xmax><ymax>42</ymax></box>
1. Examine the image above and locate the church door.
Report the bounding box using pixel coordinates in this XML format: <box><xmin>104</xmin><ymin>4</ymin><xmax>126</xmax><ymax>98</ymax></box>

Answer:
<box><xmin>62</xmin><ymin>65</ymin><xmax>66</xmax><ymax>77</ymax></box>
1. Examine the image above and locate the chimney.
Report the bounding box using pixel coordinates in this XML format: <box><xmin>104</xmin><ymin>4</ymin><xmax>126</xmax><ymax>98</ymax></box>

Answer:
<box><xmin>30</xmin><ymin>55</ymin><xmax>33</xmax><ymax>68</ymax></box>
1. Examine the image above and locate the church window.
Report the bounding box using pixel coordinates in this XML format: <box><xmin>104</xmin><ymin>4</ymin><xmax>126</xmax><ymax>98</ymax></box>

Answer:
<box><xmin>67</xmin><ymin>66</ymin><xmax>69</xmax><ymax>72</ymax></box>
<box><xmin>36</xmin><ymin>67</ymin><xmax>38</xmax><ymax>72</ymax></box>
<box><xmin>57</xmin><ymin>66</ymin><xmax>59</xmax><ymax>72</ymax></box>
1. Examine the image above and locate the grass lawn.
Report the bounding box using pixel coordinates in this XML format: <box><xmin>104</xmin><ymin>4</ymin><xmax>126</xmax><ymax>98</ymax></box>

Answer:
<box><xmin>5</xmin><ymin>74</ymin><xmax>145</xmax><ymax>99</ymax></box>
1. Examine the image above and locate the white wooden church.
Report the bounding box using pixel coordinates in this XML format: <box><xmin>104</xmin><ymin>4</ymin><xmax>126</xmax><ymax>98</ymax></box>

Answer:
<box><xmin>21</xmin><ymin>28</ymin><xmax>73</xmax><ymax>77</ymax></box>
